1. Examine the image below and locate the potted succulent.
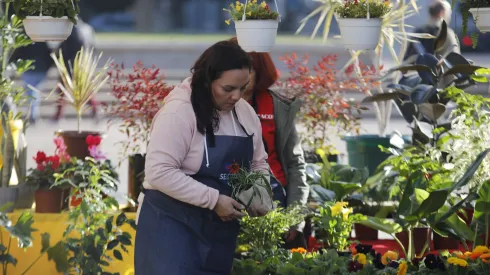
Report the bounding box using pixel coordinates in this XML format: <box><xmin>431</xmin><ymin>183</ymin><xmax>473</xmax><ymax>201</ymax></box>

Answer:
<box><xmin>34</xmin><ymin>47</ymin><xmax>110</xmax><ymax>159</ymax></box>
<box><xmin>335</xmin><ymin>0</ymin><xmax>391</xmax><ymax>50</ymax></box>
<box><xmin>13</xmin><ymin>0</ymin><xmax>80</xmax><ymax>42</ymax></box>
<box><xmin>106</xmin><ymin>61</ymin><xmax>173</xmax><ymax>208</ymax></box>
<box><xmin>224</xmin><ymin>0</ymin><xmax>280</xmax><ymax>52</ymax></box>
<box><xmin>26</xmin><ymin>137</ymin><xmax>70</xmax><ymax>213</ymax></box>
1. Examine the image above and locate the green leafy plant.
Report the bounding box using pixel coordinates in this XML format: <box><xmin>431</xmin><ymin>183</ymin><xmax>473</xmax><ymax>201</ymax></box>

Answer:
<box><xmin>0</xmin><ymin>6</ymin><xmax>33</xmax><ymax>188</ymax></box>
<box><xmin>314</xmin><ymin>201</ymin><xmax>365</xmax><ymax>251</ymax></box>
<box><xmin>237</xmin><ymin>205</ymin><xmax>307</xmax><ymax>258</ymax></box>
<box><xmin>51</xmin><ymin>158</ymin><xmax>136</xmax><ymax>275</ymax></box>
<box><xmin>227</xmin><ymin>161</ymin><xmax>273</xmax><ymax>209</ymax></box>
<box><xmin>13</xmin><ymin>0</ymin><xmax>80</xmax><ymax>23</ymax></box>
<box><xmin>460</xmin><ymin>0</ymin><xmax>490</xmax><ymax>47</ymax></box>
<box><xmin>224</xmin><ymin>0</ymin><xmax>279</xmax><ymax>24</ymax></box>
<box><xmin>335</xmin><ymin>0</ymin><xmax>391</xmax><ymax>18</ymax></box>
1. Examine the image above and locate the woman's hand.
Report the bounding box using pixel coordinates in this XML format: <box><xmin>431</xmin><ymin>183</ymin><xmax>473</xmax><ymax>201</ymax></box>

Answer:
<box><xmin>214</xmin><ymin>195</ymin><xmax>245</xmax><ymax>221</ymax></box>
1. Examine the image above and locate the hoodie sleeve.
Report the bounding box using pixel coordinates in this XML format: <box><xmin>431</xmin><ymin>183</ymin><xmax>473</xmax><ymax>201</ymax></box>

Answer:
<box><xmin>145</xmin><ymin>110</ymin><xmax>220</xmax><ymax>210</ymax></box>
<box><xmin>250</xmin><ymin>114</ymin><xmax>270</xmax><ymax>174</ymax></box>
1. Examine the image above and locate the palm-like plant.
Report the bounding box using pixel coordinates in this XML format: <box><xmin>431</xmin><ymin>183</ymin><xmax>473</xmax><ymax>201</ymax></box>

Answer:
<box><xmin>48</xmin><ymin>47</ymin><xmax>110</xmax><ymax>132</ymax></box>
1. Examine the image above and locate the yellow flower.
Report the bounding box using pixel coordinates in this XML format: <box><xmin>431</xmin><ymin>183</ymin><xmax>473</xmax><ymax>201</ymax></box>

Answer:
<box><xmin>342</xmin><ymin>207</ymin><xmax>353</xmax><ymax>221</ymax></box>
<box><xmin>447</xmin><ymin>257</ymin><xmax>468</xmax><ymax>267</ymax></box>
<box><xmin>355</xmin><ymin>253</ymin><xmax>367</xmax><ymax>265</ymax></box>
<box><xmin>331</xmin><ymin>201</ymin><xmax>349</xmax><ymax>216</ymax></box>
<box><xmin>384</xmin><ymin>0</ymin><xmax>390</xmax><ymax>6</ymax></box>
<box><xmin>397</xmin><ymin>261</ymin><xmax>407</xmax><ymax>275</ymax></box>
<box><xmin>253</xmin><ymin>0</ymin><xmax>257</xmax><ymax>3</ymax></box>
<box><xmin>260</xmin><ymin>1</ymin><xmax>267</xmax><ymax>8</ymax></box>
<box><xmin>236</xmin><ymin>4</ymin><xmax>242</xmax><ymax>12</ymax></box>
<box><xmin>247</xmin><ymin>11</ymin><xmax>252</xmax><ymax>16</ymax></box>
<box><xmin>225</xmin><ymin>19</ymin><xmax>231</xmax><ymax>25</ymax></box>
<box><xmin>381</xmin><ymin>251</ymin><xmax>398</xmax><ymax>265</ymax></box>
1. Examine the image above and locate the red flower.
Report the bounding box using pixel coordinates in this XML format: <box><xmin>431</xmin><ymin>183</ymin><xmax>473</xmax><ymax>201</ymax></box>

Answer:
<box><xmin>86</xmin><ymin>135</ymin><xmax>102</xmax><ymax>147</ymax></box>
<box><xmin>462</xmin><ymin>35</ymin><xmax>473</xmax><ymax>47</ymax></box>
<box><xmin>48</xmin><ymin>155</ymin><xmax>61</xmax><ymax>170</ymax></box>
<box><xmin>34</xmin><ymin>151</ymin><xmax>47</xmax><ymax>165</ymax></box>
<box><xmin>226</xmin><ymin>161</ymin><xmax>241</xmax><ymax>174</ymax></box>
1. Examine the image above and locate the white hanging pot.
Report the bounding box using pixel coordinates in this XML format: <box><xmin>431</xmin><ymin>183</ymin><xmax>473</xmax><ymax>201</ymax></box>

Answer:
<box><xmin>469</xmin><ymin>8</ymin><xmax>490</xmax><ymax>33</ymax></box>
<box><xmin>234</xmin><ymin>20</ymin><xmax>279</xmax><ymax>52</ymax></box>
<box><xmin>23</xmin><ymin>16</ymin><xmax>74</xmax><ymax>42</ymax></box>
<box><xmin>336</xmin><ymin>17</ymin><xmax>382</xmax><ymax>51</ymax></box>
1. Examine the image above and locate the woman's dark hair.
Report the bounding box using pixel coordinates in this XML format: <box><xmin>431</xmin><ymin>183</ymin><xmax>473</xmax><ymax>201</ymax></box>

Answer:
<box><xmin>190</xmin><ymin>40</ymin><xmax>252</xmax><ymax>139</ymax></box>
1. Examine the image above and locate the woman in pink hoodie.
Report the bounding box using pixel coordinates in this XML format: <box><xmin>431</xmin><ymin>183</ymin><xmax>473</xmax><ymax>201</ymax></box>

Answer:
<box><xmin>134</xmin><ymin>40</ymin><xmax>271</xmax><ymax>274</ymax></box>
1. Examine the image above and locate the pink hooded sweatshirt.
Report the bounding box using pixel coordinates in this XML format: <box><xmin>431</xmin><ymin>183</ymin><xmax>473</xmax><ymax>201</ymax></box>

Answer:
<box><xmin>140</xmin><ymin>77</ymin><xmax>270</xmax><ymax>211</ymax></box>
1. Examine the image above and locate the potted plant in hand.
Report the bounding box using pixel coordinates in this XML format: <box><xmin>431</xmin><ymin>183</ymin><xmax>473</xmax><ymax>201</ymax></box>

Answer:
<box><xmin>13</xmin><ymin>0</ymin><xmax>80</xmax><ymax>42</ymax></box>
<box><xmin>224</xmin><ymin>0</ymin><xmax>280</xmax><ymax>52</ymax></box>
<box><xmin>335</xmin><ymin>0</ymin><xmax>391</xmax><ymax>50</ymax></box>
<box><xmin>38</xmin><ymin>47</ymin><xmax>110</xmax><ymax>159</ymax></box>
<box><xmin>106</xmin><ymin>61</ymin><xmax>173</xmax><ymax>208</ymax></box>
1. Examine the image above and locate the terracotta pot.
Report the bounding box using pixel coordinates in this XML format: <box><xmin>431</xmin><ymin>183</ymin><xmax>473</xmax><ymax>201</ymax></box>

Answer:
<box><xmin>395</xmin><ymin>228</ymin><xmax>432</xmax><ymax>255</ymax></box>
<box><xmin>56</xmin><ymin>130</ymin><xmax>104</xmax><ymax>159</ymax></box>
<box><xmin>354</xmin><ymin>224</ymin><xmax>378</xmax><ymax>240</ymax></box>
<box><xmin>128</xmin><ymin>154</ymin><xmax>146</xmax><ymax>210</ymax></box>
<box><xmin>35</xmin><ymin>188</ymin><xmax>63</xmax><ymax>213</ymax></box>
<box><xmin>433</xmin><ymin>232</ymin><xmax>460</xmax><ymax>250</ymax></box>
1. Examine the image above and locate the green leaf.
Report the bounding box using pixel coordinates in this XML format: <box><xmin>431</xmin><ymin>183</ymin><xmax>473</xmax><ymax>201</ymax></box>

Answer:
<box><xmin>107</xmin><ymin>240</ymin><xmax>119</xmax><ymax>250</ymax></box>
<box><xmin>117</xmin><ymin>234</ymin><xmax>131</xmax><ymax>246</ymax></box>
<box><xmin>443</xmin><ymin>64</ymin><xmax>484</xmax><ymax>76</ymax></box>
<box><xmin>41</xmin><ymin>233</ymin><xmax>50</xmax><ymax>253</ymax></box>
<box><xmin>81</xmin><ymin>199</ymin><xmax>89</xmax><ymax>217</ymax></box>
<box><xmin>451</xmin><ymin>148</ymin><xmax>490</xmax><ymax>192</ymax></box>
<box><xmin>113</xmin><ymin>249</ymin><xmax>123</xmax><ymax>260</ymax></box>
<box><xmin>407</xmin><ymin>189</ymin><xmax>449</xmax><ymax>221</ymax></box>
<box><xmin>47</xmin><ymin>241</ymin><xmax>70</xmax><ymax>272</ymax></box>
<box><xmin>10</xmin><ymin>212</ymin><xmax>37</xmax><ymax>248</ymax></box>
<box><xmin>105</xmin><ymin>216</ymin><xmax>113</xmax><ymax>233</ymax></box>
<box><xmin>359</xmin><ymin>216</ymin><xmax>403</xmax><ymax>234</ymax></box>
<box><xmin>116</xmin><ymin>213</ymin><xmax>127</xmax><ymax>227</ymax></box>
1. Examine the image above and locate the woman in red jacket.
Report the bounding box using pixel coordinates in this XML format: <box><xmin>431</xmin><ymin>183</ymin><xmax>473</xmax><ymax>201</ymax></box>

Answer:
<box><xmin>231</xmin><ymin>37</ymin><xmax>309</xmax><ymax>248</ymax></box>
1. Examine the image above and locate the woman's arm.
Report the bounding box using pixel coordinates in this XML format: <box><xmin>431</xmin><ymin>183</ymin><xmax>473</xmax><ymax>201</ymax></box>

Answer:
<box><xmin>250</xmin><ymin>115</ymin><xmax>270</xmax><ymax>174</ymax></box>
<box><xmin>284</xmin><ymin>125</ymin><xmax>309</xmax><ymax>207</ymax></box>
<box><xmin>145</xmin><ymin>111</ymin><xmax>220</xmax><ymax>210</ymax></box>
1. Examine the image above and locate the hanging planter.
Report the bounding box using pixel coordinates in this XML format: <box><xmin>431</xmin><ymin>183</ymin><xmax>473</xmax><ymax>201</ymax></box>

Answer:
<box><xmin>224</xmin><ymin>0</ymin><xmax>280</xmax><ymax>52</ymax></box>
<box><xmin>469</xmin><ymin>7</ymin><xmax>490</xmax><ymax>33</ymax></box>
<box><xmin>14</xmin><ymin>0</ymin><xmax>80</xmax><ymax>42</ymax></box>
<box><xmin>335</xmin><ymin>1</ymin><xmax>389</xmax><ymax>51</ymax></box>
<box><xmin>337</xmin><ymin>17</ymin><xmax>383</xmax><ymax>51</ymax></box>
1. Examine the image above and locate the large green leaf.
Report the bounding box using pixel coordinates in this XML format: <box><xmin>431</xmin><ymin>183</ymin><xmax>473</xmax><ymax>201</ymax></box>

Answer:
<box><xmin>451</xmin><ymin>148</ymin><xmax>490</xmax><ymax>192</ymax></box>
<box><xmin>418</xmin><ymin>103</ymin><xmax>446</xmax><ymax>122</ymax></box>
<box><xmin>330</xmin><ymin>182</ymin><xmax>362</xmax><ymax>201</ymax></box>
<box><xmin>443</xmin><ymin>64</ymin><xmax>484</xmax><ymax>77</ymax></box>
<box><xmin>434</xmin><ymin>192</ymin><xmax>478</xmax><ymax>224</ymax></box>
<box><xmin>358</xmin><ymin>216</ymin><xmax>403</xmax><ymax>234</ymax></box>
<box><xmin>47</xmin><ymin>241</ymin><xmax>69</xmax><ymax>272</ymax></box>
<box><xmin>405</xmin><ymin>189</ymin><xmax>449</xmax><ymax>222</ymax></box>
<box><xmin>9</xmin><ymin>212</ymin><xmax>37</xmax><ymax>248</ymax></box>
<box><xmin>397</xmin><ymin>174</ymin><xmax>422</xmax><ymax>217</ymax></box>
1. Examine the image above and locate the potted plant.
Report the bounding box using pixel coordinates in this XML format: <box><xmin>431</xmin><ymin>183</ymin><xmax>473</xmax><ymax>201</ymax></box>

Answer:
<box><xmin>334</xmin><ymin>0</ymin><xmax>391</xmax><ymax>50</ymax></box>
<box><xmin>51</xmin><ymin>159</ymin><xmax>136</xmax><ymax>274</ymax></box>
<box><xmin>461</xmin><ymin>0</ymin><xmax>490</xmax><ymax>36</ymax></box>
<box><xmin>26</xmin><ymin>136</ymin><xmax>70</xmax><ymax>213</ymax></box>
<box><xmin>106</xmin><ymin>61</ymin><xmax>173</xmax><ymax>208</ymax></box>
<box><xmin>278</xmin><ymin>53</ymin><xmax>380</xmax><ymax>170</ymax></box>
<box><xmin>223</xmin><ymin>0</ymin><xmax>280</xmax><ymax>52</ymax></box>
<box><xmin>36</xmin><ymin>47</ymin><xmax>110</xmax><ymax>159</ymax></box>
<box><xmin>13</xmin><ymin>0</ymin><xmax>80</xmax><ymax>42</ymax></box>
<box><xmin>0</xmin><ymin>10</ymin><xmax>33</xmax><ymax>212</ymax></box>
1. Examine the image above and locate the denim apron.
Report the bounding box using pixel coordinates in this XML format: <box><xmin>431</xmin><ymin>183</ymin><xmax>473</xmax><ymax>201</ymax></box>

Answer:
<box><xmin>135</xmin><ymin>109</ymin><xmax>254</xmax><ymax>275</ymax></box>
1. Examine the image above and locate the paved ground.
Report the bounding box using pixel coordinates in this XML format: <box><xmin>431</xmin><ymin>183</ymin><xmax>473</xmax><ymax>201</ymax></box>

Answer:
<box><xmin>24</xmin><ymin>117</ymin><xmax>412</xmax><ymax>205</ymax></box>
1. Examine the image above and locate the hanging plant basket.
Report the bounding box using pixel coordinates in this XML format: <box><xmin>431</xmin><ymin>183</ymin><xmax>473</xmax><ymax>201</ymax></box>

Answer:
<box><xmin>469</xmin><ymin>8</ymin><xmax>490</xmax><ymax>33</ymax></box>
<box><xmin>234</xmin><ymin>20</ymin><xmax>279</xmax><ymax>52</ymax></box>
<box><xmin>336</xmin><ymin>17</ymin><xmax>382</xmax><ymax>51</ymax></box>
<box><xmin>23</xmin><ymin>16</ymin><xmax>74</xmax><ymax>42</ymax></box>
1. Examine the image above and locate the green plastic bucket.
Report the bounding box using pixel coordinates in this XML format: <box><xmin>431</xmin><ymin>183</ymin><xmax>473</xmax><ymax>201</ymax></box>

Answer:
<box><xmin>343</xmin><ymin>134</ymin><xmax>411</xmax><ymax>175</ymax></box>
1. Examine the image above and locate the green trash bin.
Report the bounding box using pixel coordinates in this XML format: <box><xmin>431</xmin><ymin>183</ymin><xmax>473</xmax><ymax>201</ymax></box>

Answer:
<box><xmin>343</xmin><ymin>134</ymin><xmax>411</xmax><ymax>175</ymax></box>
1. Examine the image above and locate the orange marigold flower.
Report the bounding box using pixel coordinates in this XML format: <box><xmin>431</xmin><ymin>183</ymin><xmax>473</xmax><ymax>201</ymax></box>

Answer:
<box><xmin>480</xmin><ymin>252</ymin><xmax>490</xmax><ymax>263</ymax></box>
<box><xmin>381</xmin><ymin>251</ymin><xmax>398</xmax><ymax>265</ymax></box>
<box><xmin>471</xmin><ymin>246</ymin><xmax>490</xmax><ymax>260</ymax></box>
<box><xmin>290</xmin><ymin>247</ymin><xmax>307</xmax><ymax>254</ymax></box>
